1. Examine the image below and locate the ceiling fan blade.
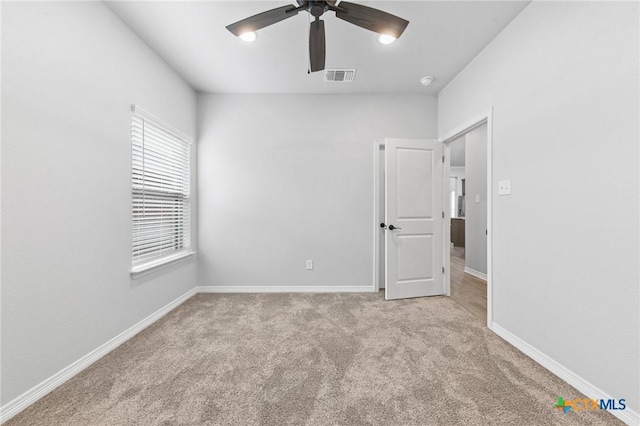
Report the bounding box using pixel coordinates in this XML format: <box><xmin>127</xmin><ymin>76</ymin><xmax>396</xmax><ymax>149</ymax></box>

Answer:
<box><xmin>309</xmin><ymin>19</ymin><xmax>326</xmax><ymax>72</ymax></box>
<box><xmin>333</xmin><ymin>1</ymin><xmax>409</xmax><ymax>39</ymax></box>
<box><xmin>226</xmin><ymin>5</ymin><xmax>299</xmax><ymax>36</ymax></box>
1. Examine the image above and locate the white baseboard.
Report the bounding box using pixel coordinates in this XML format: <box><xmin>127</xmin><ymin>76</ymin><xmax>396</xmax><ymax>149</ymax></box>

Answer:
<box><xmin>197</xmin><ymin>285</ymin><xmax>376</xmax><ymax>293</ymax></box>
<box><xmin>464</xmin><ymin>266</ymin><xmax>487</xmax><ymax>281</ymax></box>
<box><xmin>490</xmin><ymin>323</ymin><xmax>639</xmax><ymax>426</ymax></box>
<box><xmin>0</xmin><ymin>287</ymin><xmax>198</xmax><ymax>424</ymax></box>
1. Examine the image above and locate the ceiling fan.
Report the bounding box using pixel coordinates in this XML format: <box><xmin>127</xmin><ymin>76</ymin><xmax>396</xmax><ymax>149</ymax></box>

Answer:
<box><xmin>226</xmin><ymin>0</ymin><xmax>409</xmax><ymax>73</ymax></box>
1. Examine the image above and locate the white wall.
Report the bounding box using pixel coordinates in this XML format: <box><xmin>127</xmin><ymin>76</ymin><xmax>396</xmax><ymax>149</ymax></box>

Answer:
<box><xmin>198</xmin><ymin>94</ymin><xmax>437</xmax><ymax>289</ymax></box>
<box><xmin>1</xmin><ymin>2</ymin><xmax>197</xmax><ymax>405</ymax></box>
<box><xmin>439</xmin><ymin>1</ymin><xmax>639</xmax><ymax>414</ymax></box>
<box><xmin>464</xmin><ymin>124</ymin><xmax>487</xmax><ymax>275</ymax></box>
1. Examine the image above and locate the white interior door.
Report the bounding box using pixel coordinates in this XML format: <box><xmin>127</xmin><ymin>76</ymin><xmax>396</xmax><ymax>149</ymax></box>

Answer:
<box><xmin>385</xmin><ymin>138</ymin><xmax>444</xmax><ymax>300</ymax></box>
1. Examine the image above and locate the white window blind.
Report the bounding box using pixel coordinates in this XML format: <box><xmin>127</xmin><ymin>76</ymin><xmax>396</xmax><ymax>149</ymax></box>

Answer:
<box><xmin>132</xmin><ymin>111</ymin><xmax>191</xmax><ymax>268</ymax></box>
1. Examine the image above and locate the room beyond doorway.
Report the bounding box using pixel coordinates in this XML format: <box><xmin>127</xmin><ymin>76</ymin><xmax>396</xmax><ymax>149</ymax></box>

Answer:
<box><xmin>442</xmin><ymin>112</ymin><xmax>492</xmax><ymax>327</ymax></box>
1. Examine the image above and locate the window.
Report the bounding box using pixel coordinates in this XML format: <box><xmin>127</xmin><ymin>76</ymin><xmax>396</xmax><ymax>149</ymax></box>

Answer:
<box><xmin>131</xmin><ymin>106</ymin><xmax>191</xmax><ymax>272</ymax></box>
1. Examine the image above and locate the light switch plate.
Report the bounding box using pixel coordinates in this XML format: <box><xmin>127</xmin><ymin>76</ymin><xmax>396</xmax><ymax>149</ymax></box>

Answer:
<box><xmin>306</xmin><ymin>260</ymin><xmax>313</xmax><ymax>270</ymax></box>
<box><xmin>498</xmin><ymin>180</ymin><xmax>511</xmax><ymax>195</ymax></box>
<box><xmin>475</xmin><ymin>194</ymin><xmax>480</xmax><ymax>203</ymax></box>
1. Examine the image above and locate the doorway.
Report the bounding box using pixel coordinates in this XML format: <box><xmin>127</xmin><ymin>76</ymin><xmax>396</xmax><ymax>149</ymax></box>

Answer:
<box><xmin>441</xmin><ymin>110</ymin><xmax>493</xmax><ymax>326</ymax></box>
<box><xmin>373</xmin><ymin>128</ymin><xmax>492</xmax><ymax>318</ymax></box>
<box><xmin>373</xmin><ymin>112</ymin><xmax>493</xmax><ymax>324</ymax></box>
<box><xmin>445</xmin><ymin>125</ymin><xmax>488</xmax><ymax>321</ymax></box>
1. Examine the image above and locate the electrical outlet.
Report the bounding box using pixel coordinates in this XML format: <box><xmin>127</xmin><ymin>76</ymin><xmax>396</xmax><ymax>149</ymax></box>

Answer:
<box><xmin>498</xmin><ymin>180</ymin><xmax>511</xmax><ymax>196</ymax></box>
<box><xmin>306</xmin><ymin>260</ymin><xmax>313</xmax><ymax>270</ymax></box>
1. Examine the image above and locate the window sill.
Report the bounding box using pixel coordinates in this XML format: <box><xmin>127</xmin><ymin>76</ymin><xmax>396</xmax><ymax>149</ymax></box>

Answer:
<box><xmin>130</xmin><ymin>251</ymin><xmax>196</xmax><ymax>279</ymax></box>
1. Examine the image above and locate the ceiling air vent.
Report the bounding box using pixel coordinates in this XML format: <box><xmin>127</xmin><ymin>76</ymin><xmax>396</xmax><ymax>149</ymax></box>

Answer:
<box><xmin>324</xmin><ymin>69</ymin><xmax>356</xmax><ymax>83</ymax></box>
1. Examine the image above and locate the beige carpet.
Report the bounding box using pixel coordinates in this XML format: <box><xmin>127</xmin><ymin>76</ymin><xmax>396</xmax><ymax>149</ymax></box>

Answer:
<box><xmin>7</xmin><ymin>293</ymin><xmax>621</xmax><ymax>425</ymax></box>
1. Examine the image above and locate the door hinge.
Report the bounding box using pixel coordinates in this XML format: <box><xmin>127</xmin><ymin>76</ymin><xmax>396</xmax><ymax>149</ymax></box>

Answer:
<box><xmin>442</xmin><ymin>211</ymin><xmax>444</xmax><ymax>218</ymax></box>
<box><xmin>442</xmin><ymin>155</ymin><xmax>445</xmax><ymax>163</ymax></box>
<box><xmin>442</xmin><ymin>266</ymin><xmax>445</xmax><ymax>273</ymax></box>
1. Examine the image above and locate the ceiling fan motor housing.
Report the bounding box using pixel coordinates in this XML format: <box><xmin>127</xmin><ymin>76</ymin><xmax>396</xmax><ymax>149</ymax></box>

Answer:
<box><xmin>296</xmin><ymin>1</ymin><xmax>330</xmax><ymax>17</ymax></box>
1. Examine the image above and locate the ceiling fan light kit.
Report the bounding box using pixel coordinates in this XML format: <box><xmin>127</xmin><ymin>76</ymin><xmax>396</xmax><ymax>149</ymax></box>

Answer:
<box><xmin>239</xmin><ymin>31</ymin><xmax>257</xmax><ymax>42</ymax></box>
<box><xmin>378</xmin><ymin>34</ymin><xmax>397</xmax><ymax>45</ymax></box>
<box><xmin>226</xmin><ymin>0</ymin><xmax>409</xmax><ymax>73</ymax></box>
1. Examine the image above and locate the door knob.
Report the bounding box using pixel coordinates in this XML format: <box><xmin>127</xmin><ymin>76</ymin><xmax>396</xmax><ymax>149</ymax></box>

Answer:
<box><xmin>380</xmin><ymin>222</ymin><xmax>387</xmax><ymax>229</ymax></box>
<box><xmin>388</xmin><ymin>224</ymin><xmax>402</xmax><ymax>230</ymax></box>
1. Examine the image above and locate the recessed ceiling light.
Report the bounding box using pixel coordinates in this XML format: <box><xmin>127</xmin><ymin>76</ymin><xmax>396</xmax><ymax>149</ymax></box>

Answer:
<box><xmin>239</xmin><ymin>31</ymin><xmax>257</xmax><ymax>42</ymax></box>
<box><xmin>420</xmin><ymin>76</ymin><xmax>434</xmax><ymax>87</ymax></box>
<box><xmin>378</xmin><ymin>34</ymin><xmax>396</xmax><ymax>45</ymax></box>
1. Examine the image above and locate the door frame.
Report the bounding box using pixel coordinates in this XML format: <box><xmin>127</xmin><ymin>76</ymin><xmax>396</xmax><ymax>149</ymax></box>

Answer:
<box><xmin>439</xmin><ymin>108</ymin><xmax>494</xmax><ymax>327</ymax></box>
<box><xmin>373</xmin><ymin>139</ymin><xmax>384</xmax><ymax>292</ymax></box>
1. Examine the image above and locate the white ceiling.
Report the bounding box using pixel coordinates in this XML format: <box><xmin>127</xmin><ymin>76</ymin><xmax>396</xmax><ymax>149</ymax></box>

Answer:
<box><xmin>106</xmin><ymin>1</ymin><xmax>530</xmax><ymax>94</ymax></box>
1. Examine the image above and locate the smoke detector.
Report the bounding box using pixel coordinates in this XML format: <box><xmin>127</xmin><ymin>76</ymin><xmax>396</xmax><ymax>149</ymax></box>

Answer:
<box><xmin>324</xmin><ymin>69</ymin><xmax>357</xmax><ymax>83</ymax></box>
<box><xmin>420</xmin><ymin>76</ymin><xmax>434</xmax><ymax>87</ymax></box>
